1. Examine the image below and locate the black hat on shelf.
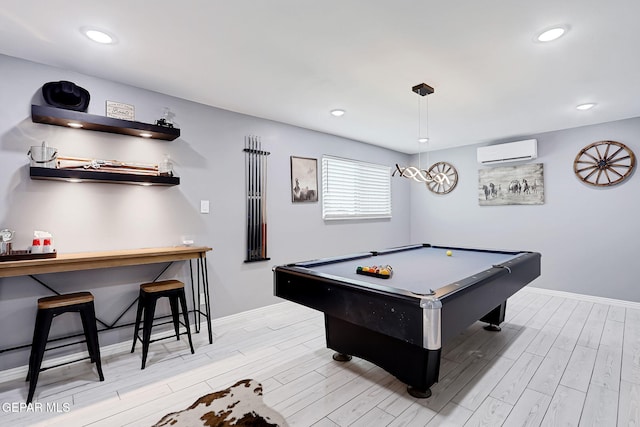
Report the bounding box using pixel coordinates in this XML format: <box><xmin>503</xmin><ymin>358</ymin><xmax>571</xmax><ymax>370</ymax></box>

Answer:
<box><xmin>42</xmin><ymin>81</ymin><xmax>90</xmax><ymax>112</ymax></box>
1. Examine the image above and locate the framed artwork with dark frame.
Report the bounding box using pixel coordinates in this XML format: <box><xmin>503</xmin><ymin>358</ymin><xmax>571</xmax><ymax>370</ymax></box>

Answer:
<box><xmin>290</xmin><ymin>156</ymin><xmax>318</xmax><ymax>203</ymax></box>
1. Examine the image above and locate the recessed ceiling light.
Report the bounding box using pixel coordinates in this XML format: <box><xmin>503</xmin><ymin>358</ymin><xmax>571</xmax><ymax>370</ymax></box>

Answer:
<box><xmin>536</xmin><ymin>26</ymin><xmax>568</xmax><ymax>42</ymax></box>
<box><xmin>418</xmin><ymin>137</ymin><xmax>429</xmax><ymax>143</ymax></box>
<box><xmin>67</xmin><ymin>122</ymin><xmax>83</xmax><ymax>128</ymax></box>
<box><xmin>139</xmin><ymin>132</ymin><xmax>153</xmax><ymax>138</ymax></box>
<box><xmin>330</xmin><ymin>109</ymin><xmax>345</xmax><ymax>117</ymax></box>
<box><xmin>576</xmin><ymin>103</ymin><xmax>596</xmax><ymax>111</ymax></box>
<box><xmin>82</xmin><ymin>28</ymin><xmax>116</xmax><ymax>44</ymax></box>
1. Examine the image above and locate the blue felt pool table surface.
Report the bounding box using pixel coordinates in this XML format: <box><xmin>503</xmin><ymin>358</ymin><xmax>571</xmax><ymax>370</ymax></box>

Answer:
<box><xmin>297</xmin><ymin>245</ymin><xmax>524</xmax><ymax>296</ymax></box>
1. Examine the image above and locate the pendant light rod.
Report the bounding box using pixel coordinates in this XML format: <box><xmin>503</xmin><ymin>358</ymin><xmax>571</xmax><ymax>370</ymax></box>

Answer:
<box><xmin>414</xmin><ymin>82</ymin><xmax>434</xmax><ymax>168</ymax></box>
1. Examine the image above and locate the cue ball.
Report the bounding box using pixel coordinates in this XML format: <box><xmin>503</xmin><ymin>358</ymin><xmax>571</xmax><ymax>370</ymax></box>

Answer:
<box><xmin>446</xmin><ymin>250</ymin><xmax>452</xmax><ymax>256</ymax></box>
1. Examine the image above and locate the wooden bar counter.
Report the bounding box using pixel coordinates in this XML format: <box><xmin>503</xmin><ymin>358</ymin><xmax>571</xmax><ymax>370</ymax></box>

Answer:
<box><xmin>0</xmin><ymin>246</ymin><xmax>211</xmax><ymax>278</ymax></box>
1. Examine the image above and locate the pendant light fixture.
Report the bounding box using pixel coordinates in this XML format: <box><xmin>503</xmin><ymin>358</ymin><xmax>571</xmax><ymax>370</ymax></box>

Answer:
<box><xmin>393</xmin><ymin>83</ymin><xmax>444</xmax><ymax>183</ymax></box>
<box><xmin>393</xmin><ymin>83</ymin><xmax>459</xmax><ymax>194</ymax></box>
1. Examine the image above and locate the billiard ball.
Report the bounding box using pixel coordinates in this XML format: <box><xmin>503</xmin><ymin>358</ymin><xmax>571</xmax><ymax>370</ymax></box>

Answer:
<box><xmin>446</xmin><ymin>250</ymin><xmax>452</xmax><ymax>256</ymax></box>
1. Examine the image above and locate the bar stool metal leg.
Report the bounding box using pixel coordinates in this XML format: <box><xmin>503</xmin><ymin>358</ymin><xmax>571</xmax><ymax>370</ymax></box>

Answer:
<box><xmin>26</xmin><ymin>310</ymin><xmax>54</xmax><ymax>404</ymax></box>
<box><xmin>169</xmin><ymin>295</ymin><xmax>181</xmax><ymax>340</ymax></box>
<box><xmin>131</xmin><ymin>291</ymin><xmax>145</xmax><ymax>354</ymax></box>
<box><xmin>179</xmin><ymin>290</ymin><xmax>195</xmax><ymax>354</ymax></box>
<box><xmin>141</xmin><ymin>294</ymin><xmax>158</xmax><ymax>370</ymax></box>
<box><xmin>79</xmin><ymin>303</ymin><xmax>105</xmax><ymax>381</ymax></box>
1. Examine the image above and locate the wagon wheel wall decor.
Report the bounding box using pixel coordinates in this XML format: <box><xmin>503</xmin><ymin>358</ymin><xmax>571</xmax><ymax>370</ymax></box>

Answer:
<box><xmin>426</xmin><ymin>161</ymin><xmax>458</xmax><ymax>194</ymax></box>
<box><xmin>573</xmin><ymin>140</ymin><xmax>636</xmax><ymax>187</ymax></box>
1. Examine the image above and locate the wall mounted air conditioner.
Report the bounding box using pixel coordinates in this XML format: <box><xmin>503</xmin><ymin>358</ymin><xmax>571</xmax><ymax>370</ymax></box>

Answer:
<box><xmin>477</xmin><ymin>139</ymin><xmax>537</xmax><ymax>165</ymax></box>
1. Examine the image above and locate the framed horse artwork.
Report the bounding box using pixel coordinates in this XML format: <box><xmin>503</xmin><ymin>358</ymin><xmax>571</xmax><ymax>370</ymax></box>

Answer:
<box><xmin>291</xmin><ymin>156</ymin><xmax>318</xmax><ymax>203</ymax></box>
<box><xmin>478</xmin><ymin>163</ymin><xmax>544</xmax><ymax>206</ymax></box>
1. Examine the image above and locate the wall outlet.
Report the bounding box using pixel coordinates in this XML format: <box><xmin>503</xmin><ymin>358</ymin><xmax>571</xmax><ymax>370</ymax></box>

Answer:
<box><xmin>200</xmin><ymin>200</ymin><xmax>210</xmax><ymax>214</ymax></box>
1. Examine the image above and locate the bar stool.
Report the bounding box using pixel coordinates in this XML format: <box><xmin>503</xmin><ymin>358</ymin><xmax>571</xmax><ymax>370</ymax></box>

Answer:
<box><xmin>26</xmin><ymin>292</ymin><xmax>104</xmax><ymax>404</ymax></box>
<box><xmin>130</xmin><ymin>280</ymin><xmax>194</xmax><ymax>369</ymax></box>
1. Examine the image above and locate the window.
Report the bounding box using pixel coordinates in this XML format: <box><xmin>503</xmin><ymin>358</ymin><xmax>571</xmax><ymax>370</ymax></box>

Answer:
<box><xmin>322</xmin><ymin>156</ymin><xmax>392</xmax><ymax>220</ymax></box>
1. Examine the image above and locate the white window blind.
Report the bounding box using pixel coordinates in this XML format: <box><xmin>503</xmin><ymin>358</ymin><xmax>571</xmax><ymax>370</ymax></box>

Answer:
<box><xmin>322</xmin><ymin>156</ymin><xmax>392</xmax><ymax>220</ymax></box>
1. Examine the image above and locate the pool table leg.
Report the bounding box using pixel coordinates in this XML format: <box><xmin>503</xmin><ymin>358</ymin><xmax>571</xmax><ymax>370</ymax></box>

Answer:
<box><xmin>407</xmin><ymin>386</ymin><xmax>432</xmax><ymax>398</ymax></box>
<box><xmin>332</xmin><ymin>352</ymin><xmax>352</xmax><ymax>361</ymax></box>
<box><xmin>480</xmin><ymin>301</ymin><xmax>506</xmax><ymax>332</ymax></box>
<box><xmin>324</xmin><ymin>315</ymin><xmax>441</xmax><ymax>398</ymax></box>
<box><xmin>331</xmin><ymin>354</ymin><xmax>433</xmax><ymax>398</ymax></box>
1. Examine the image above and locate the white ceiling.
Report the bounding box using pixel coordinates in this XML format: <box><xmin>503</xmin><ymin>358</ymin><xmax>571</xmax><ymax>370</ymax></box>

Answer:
<box><xmin>2</xmin><ymin>1</ymin><xmax>639</xmax><ymax>154</ymax></box>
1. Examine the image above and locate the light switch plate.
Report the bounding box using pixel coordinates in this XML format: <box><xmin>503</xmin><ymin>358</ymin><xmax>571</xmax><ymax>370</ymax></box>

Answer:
<box><xmin>200</xmin><ymin>200</ymin><xmax>210</xmax><ymax>214</ymax></box>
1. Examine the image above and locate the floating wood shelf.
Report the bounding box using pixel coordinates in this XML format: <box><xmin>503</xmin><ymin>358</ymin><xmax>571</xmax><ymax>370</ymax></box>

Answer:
<box><xmin>30</xmin><ymin>167</ymin><xmax>180</xmax><ymax>186</ymax></box>
<box><xmin>31</xmin><ymin>104</ymin><xmax>180</xmax><ymax>141</ymax></box>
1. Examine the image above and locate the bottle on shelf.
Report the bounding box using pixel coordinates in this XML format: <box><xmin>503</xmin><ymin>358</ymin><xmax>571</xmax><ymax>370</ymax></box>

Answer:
<box><xmin>159</xmin><ymin>154</ymin><xmax>174</xmax><ymax>177</ymax></box>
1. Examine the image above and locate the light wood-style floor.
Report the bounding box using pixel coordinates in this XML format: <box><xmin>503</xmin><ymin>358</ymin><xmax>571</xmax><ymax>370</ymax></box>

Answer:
<box><xmin>0</xmin><ymin>287</ymin><xmax>638</xmax><ymax>426</ymax></box>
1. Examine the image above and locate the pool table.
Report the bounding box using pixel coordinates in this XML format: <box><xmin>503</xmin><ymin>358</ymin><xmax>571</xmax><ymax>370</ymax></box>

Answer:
<box><xmin>273</xmin><ymin>244</ymin><xmax>541</xmax><ymax>398</ymax></box>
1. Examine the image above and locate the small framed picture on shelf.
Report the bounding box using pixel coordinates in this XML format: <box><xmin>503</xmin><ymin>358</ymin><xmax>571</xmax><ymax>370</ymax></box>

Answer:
<box><xmin>106</xmin><ymin>101</ymin><xmax>135</xmax><ymax>121</ymax></box>
<box><xmin>291</xmin><ymin>156</ymin><xmax>318</xmax><ymax>203</ymax></box>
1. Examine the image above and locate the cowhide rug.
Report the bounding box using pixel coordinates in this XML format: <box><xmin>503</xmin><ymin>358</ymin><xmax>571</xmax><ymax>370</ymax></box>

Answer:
<box><xmin>153</xmin><ymin>379</ymin><xmax>288</xmax><ymax>427</ymax></box>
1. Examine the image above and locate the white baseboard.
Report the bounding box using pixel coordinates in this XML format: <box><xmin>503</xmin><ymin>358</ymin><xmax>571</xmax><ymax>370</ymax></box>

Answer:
<box><xmin>524</xmin><ymin>286</ymin><xmax>640</xmax><ymax>310</ymax></box>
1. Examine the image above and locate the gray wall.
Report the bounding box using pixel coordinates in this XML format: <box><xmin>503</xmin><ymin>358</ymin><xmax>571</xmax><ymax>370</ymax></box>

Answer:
<box><xmin>410</xmin><ymin>117</ymin><xmax>640</xmax><ymax>302</ymax></box>
<box><xmin>0</xmin><ymin>54</ymin><xmax>411</xmax><ymax>370</ymax></box>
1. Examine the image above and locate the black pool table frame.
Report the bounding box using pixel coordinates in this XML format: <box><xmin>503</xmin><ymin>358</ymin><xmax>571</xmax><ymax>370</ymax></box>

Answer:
<box><xmin>273</xmin><ymin>244</ymin><xmax>541</xmax><ymax>398</ymax></box>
